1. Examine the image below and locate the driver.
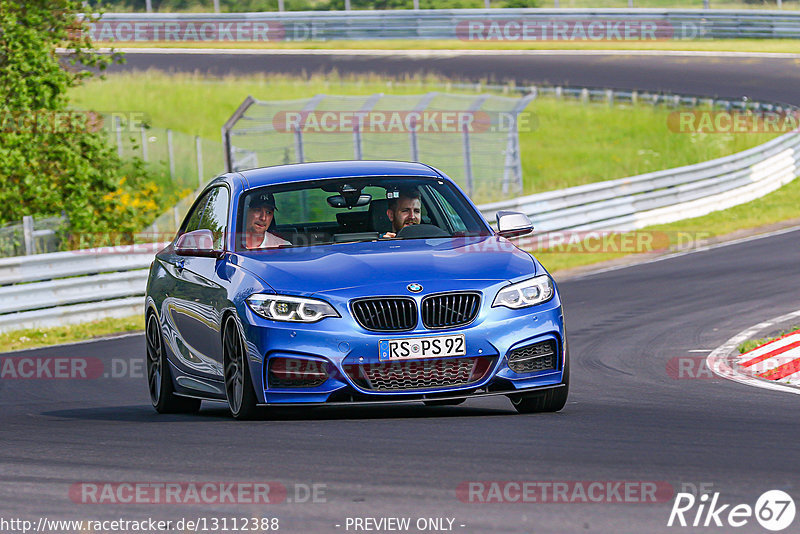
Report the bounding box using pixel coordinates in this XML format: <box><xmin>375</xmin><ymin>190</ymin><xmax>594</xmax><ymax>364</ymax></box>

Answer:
<box><xmin>382</xmin><ymin>189</ymin><xmax>421</xmax><ymax>239</ymax></box>
<box><xmin>244</xmin><ymin>192</ymin><xmax>291</xmax><ymax>249</ymax></box>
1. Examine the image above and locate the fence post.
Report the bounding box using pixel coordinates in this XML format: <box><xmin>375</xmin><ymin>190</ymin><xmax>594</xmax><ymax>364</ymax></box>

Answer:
<box><xmin>213</xmin><ymin>0</ymin><xmax>220</xmax><ymax>13</ymax></box>
<box><xmin>140</xmin><ymin>126</ymin><xmax>148</xmax><ymax>162</ymax></box>
<box><xmin>173</xmin><ymin>206</ymin><xmax>181</xmax><ymax>232</ymax></box>
<box><xmin>114</xmin><ymin>115</ymin><xmax>123</xmax><ymax>157</ymax></box>
<box><xmin>278</xmin><ymin>0</ymin><xmax>285</xmax><ymax>10</ymax></box>
<box><xmin>413</xmin><ymin>0</ymin><xmax>419</xmax><ymax>8</ymax></box>
<box><xmin>409</xmin><ymin>126</ymin><xmax>419</xmax><ymax>162</ymax></box>
<box><xmin>293</xmin><ymin>125</ymin><xmax>305</xmax><ymax>163</ymax></box>
<box><xmin>196</xmin><ymin>135</ymin><xmax>204</xmax><ymax>188</ymax></box>
<box><xmin>353</xmin><ymin>124</ymin><xmax>363</xmax><ymax>160</ymax></box>
<box><xmin>345</xmin><ymin>0</ymin><xmax>350</xmax><ymax>9</ymax></box>
<box><xmin>22</xmin><ymin>215</ymin><xmax>35</xmax><ymax>256</ymax></box>
<box><xmin>462</xmin><ymin>124</ymin><xmax>473</xmax><ymax>198</ymax></box>
<box><xmin>167</xmin><ymin>129</ymin><xmax>175</xmax><ymax>181</ymax></box>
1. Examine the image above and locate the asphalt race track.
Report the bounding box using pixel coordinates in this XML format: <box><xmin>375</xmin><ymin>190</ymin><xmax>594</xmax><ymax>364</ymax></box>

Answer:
<box><xmin>2</xmin><ymin>52</ymin><xmax>800</xmax><ymax>533</ymax></box>
<box><xmin>112</xmin><ymin>50</ymin><xmax>800</xmax><ymax>106</ymax></box>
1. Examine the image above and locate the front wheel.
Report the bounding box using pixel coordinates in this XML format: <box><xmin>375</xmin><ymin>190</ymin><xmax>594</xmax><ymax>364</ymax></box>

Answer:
<box><xmin>223</xmin><ymin>315</ymin><xmax>261</xmax><ymax>420</ymax></box>
<box><xmin>146</xmin><ymin>312</ymin><xmax>201</xmax><ymax>414</ymax></box>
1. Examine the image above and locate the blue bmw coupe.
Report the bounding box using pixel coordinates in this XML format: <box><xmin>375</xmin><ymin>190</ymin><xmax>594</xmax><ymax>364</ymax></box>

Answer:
<box><xmin>145</xmin><ymin>161</ymin><xmax>568</xmax><ymax>419</ymax></box>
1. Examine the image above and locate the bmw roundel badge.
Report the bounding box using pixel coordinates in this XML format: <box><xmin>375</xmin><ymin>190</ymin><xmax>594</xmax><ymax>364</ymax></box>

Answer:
<box><xmin>407</xmin><ymin>283</ymin><xmax>423</xmax><ymax>293</ymax></box>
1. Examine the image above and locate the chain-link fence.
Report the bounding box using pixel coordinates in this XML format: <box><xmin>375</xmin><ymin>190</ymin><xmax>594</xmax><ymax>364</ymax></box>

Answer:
<box><xmin>0</xmin><ymin>216</ymin><xmax>67</xmax><ymax>258</ymax></box>
<box><xmin>108</xmin><ymin>118</ymin><xmax>225</xmax><ymax>193</ymax></box>
<box><xmin>223</xmin><ymin>92</ymin><xmax>533</xmax><ymax>203</ymax></box>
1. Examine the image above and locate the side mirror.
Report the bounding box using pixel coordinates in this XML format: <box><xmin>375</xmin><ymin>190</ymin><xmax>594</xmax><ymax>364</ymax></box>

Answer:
<box><xmin>496</xmin><ymin>211</ymin><xmax>533</xmax><ymax>238</ymax></box>
<box><xmin>175</xmin><ymin>229</ymin><xmax>223</xmax><ymax>258</ymax></box>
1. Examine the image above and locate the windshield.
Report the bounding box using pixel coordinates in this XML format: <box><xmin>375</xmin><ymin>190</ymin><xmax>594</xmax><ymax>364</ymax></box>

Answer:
<box><xmin>235</xmin><ymin>177</ymin><xmax>490</xmax><ymax>251</ymax></box>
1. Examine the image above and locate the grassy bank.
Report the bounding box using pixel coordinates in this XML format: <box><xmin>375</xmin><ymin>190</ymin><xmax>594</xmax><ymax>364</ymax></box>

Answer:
<box><xmin>738</xmin><ymin>325</ymin><xmax>800</xmax><ymax>354</ymax></box>
<box><xmin>0</xmin><ymin>316</ymin><xmax>144</xmax><ymax>352</ymax></box>
<box><xmin>69</xmin><ymin>71</ymin><xmax>776</xmax><ymax>194</ymax></box>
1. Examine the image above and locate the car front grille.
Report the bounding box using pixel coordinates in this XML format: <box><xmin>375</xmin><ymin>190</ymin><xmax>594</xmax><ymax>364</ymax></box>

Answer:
<box><xmin>343</xmin><ymin>356</ymin><xmax>494</xmax><ymax>392</ymax></box>
<box><xmin>351</xmin><ymin>297</ymin><xmax>417</xmax><ymax>332</ymax></box>
<box><xmin>507</xmin><ymin>340</ymin><xmax>558</xmax><ymax>374</ymax></box>
<box><xmin>421</xmin><ymin>292</ymin><xmax>481</xmax><ymax>329</ymax></box>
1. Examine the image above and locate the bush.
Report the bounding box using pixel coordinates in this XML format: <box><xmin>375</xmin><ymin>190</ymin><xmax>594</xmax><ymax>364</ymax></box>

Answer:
<box><xmin>0</xmin><ymin>0</ymin><xmax>172</xmax><ymax>246</ymax></box>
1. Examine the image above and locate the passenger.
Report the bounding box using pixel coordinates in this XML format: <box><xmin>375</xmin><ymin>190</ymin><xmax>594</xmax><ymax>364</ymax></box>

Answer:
<box><xmin>382</xmin><ymin>189</ymin><xmax>422</xmax><ymax>238</ymax></box>
<box><xmin>244</xmin><ymin>192</ymin><xmax>291</xmax><ymax>249</ymax></box>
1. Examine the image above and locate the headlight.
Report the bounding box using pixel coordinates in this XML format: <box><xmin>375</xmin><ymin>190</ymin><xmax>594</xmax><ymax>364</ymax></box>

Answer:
<box><xmin>246</xmin><ymin>294</ymin><xmax>340</xmax><ymax>323</ymax></box>
<box><xmin>492</xmin><ymin>275</ymin><xmax>554</xmax><ymax>309</ymax></box>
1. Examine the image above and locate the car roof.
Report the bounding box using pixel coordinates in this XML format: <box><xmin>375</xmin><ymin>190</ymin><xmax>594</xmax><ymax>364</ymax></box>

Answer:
<box><xmin>236</xmin><ymin>160</ymin><xmax>443</xmax><ymax>189</ymax></box>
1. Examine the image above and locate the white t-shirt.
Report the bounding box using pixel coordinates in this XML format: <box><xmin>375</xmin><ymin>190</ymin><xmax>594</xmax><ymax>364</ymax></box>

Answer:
<box><xmin>258</xmin><ymin>232</ymin><xmax>291</xmax><ymax>248</ymax></box>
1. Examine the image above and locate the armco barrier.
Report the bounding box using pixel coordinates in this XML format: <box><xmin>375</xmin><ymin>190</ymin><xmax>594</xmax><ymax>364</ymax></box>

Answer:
<box><xmin>479</xmin><ymin>129</ymin><xmax>800</xmax><ymax>232</ymax></box>
<box><xmin>0</xmin><ymin>245</ymin><xmax>166</xmax><ymax>333</ymax></box>
<box><xmin>88</xmin><ymin>9</ymin><xmax>800</xmax><ymax>41</ymax></box>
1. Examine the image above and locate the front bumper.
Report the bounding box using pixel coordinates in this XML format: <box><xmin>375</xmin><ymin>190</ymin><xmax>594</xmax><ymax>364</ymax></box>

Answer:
<box><xmin>240</xmin><ymin>295</ymin><xmax>566</xmax><ymax>405</ymax></box>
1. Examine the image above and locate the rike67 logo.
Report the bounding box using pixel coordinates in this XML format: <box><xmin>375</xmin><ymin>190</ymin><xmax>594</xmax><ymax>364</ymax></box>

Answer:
<box><xmin>668</xmin><ymin>490</ymin><xmax>796</xmax><ymax>531</ymax></box>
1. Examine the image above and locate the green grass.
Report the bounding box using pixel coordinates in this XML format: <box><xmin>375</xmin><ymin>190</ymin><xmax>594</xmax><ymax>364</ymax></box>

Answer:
<box><xmin>105</xmin><ymin>38</ymin><xmax>800</xmax><ymax>53</ymax></box>
<box><xmin>0</xmin><ymin>315</ymin><xmax>144</xmax><ymax>352</ymax></box>
<box><xmin>69</xmin><ymin>71</ymin><xmax>776</xmax><ymax>195</ymax></box>
<box><xmin>738</xmin><ymin>325</ymin><xmax>800</xmax><ymax>353</ymax></box>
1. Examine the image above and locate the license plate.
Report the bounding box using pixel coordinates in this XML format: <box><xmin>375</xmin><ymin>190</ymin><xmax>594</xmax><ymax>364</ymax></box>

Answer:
<box><xmin>379</xmin><ymin>334</ymin><xmax>466</xmax><ymax>360</ymax></box>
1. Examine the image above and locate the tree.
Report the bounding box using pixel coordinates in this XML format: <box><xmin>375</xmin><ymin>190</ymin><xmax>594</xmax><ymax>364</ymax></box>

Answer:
<box><xmin>0</xmin><ymin>0</ymin><xmax>147</xmax><ymax>236</ymax></box>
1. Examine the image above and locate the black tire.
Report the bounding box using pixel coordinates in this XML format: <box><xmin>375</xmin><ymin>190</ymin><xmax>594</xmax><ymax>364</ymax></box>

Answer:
<box><xmin>223</xmin><ymin>315</ymin><xmax>261</xmax><ymax>420</ymax></box>
<box><xmin>146</xmin><ymin>312</ymin><xmax>202</xmax><ymax>414</ymax></box>
<box><xmin>509</xmin><ymin>346</ymin><xmax>570</xmax><ymax>414</ymax></box>
<box><xmin>423</xmin><ymin>398</ymin><xmax>466</xmax><ymax>406</ymax></box>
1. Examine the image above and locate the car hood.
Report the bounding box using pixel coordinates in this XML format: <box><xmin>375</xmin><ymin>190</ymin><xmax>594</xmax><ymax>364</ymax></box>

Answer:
<box><xmin>235</xmin><ymin>236</ymin><xmax>537</xmax><ymax>295</ymax></box>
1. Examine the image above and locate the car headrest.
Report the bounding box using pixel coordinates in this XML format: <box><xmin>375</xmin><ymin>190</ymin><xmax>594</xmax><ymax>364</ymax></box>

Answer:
<box><xmin>368</xmin><ymin>199</ymin><xmax>392</xmax><ymax>234</ymax></box>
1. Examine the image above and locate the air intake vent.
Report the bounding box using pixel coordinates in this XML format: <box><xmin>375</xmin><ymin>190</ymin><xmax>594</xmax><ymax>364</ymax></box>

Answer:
<box><xmin>351</xmin><ymin>297</ymin><xmax>417</xmax><ymax>332</ymax></box>
<box><xmin>421</xmin><ymin>292</ymin><xmax>481</xmax><ymax>329</ymax></box>
<box><xmin>507</xmin><ymin>340</ymin><xmax>557</xmax><ymax>374</ymax></box>
<box><xmin>343</xmin><ymin>356</ymin><xmax>494</xmax><ymax>391</ymax></box>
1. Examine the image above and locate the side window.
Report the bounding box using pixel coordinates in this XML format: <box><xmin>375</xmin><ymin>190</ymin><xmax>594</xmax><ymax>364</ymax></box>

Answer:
<box><xmin>181</xmin><ymin>192</ymin><xmax>212</xmax><ymax>235</ymax></box>
<box><xmin>198</xmin><ymin>187</ymin><xmax>230</xmax><ymax>250</ymax></box>
<box><xmin>430</xmin><ymin>188</ymin><xmax>467</xmax><ymax>233</ymax></box>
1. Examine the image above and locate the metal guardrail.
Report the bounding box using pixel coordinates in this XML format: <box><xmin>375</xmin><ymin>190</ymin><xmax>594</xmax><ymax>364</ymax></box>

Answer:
<box><xmin>479</xmin><ymin>129</ymin><xmax>799</xmax><ymax>232</ymax></box>
<box><xmin>90</xmin><ymin>9</ymin><xmax>800</xmax><ymax>41</ymax></box>
<box><xmin>0</xmin><ymin>245</ymin><xmax>165</xmax><ymax>333</ymax></box>
<box><xmin>1</xmin><ymin>87</ymin><xmax>797</xmax><ymax>333</ymax></box>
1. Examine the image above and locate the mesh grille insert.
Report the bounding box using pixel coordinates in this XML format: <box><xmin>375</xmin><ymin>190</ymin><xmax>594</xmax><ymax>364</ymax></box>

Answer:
<box><xmin>507</xmin><ymin>340</ymin><xmax>558</xmax><ymax>374</ymax></box>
